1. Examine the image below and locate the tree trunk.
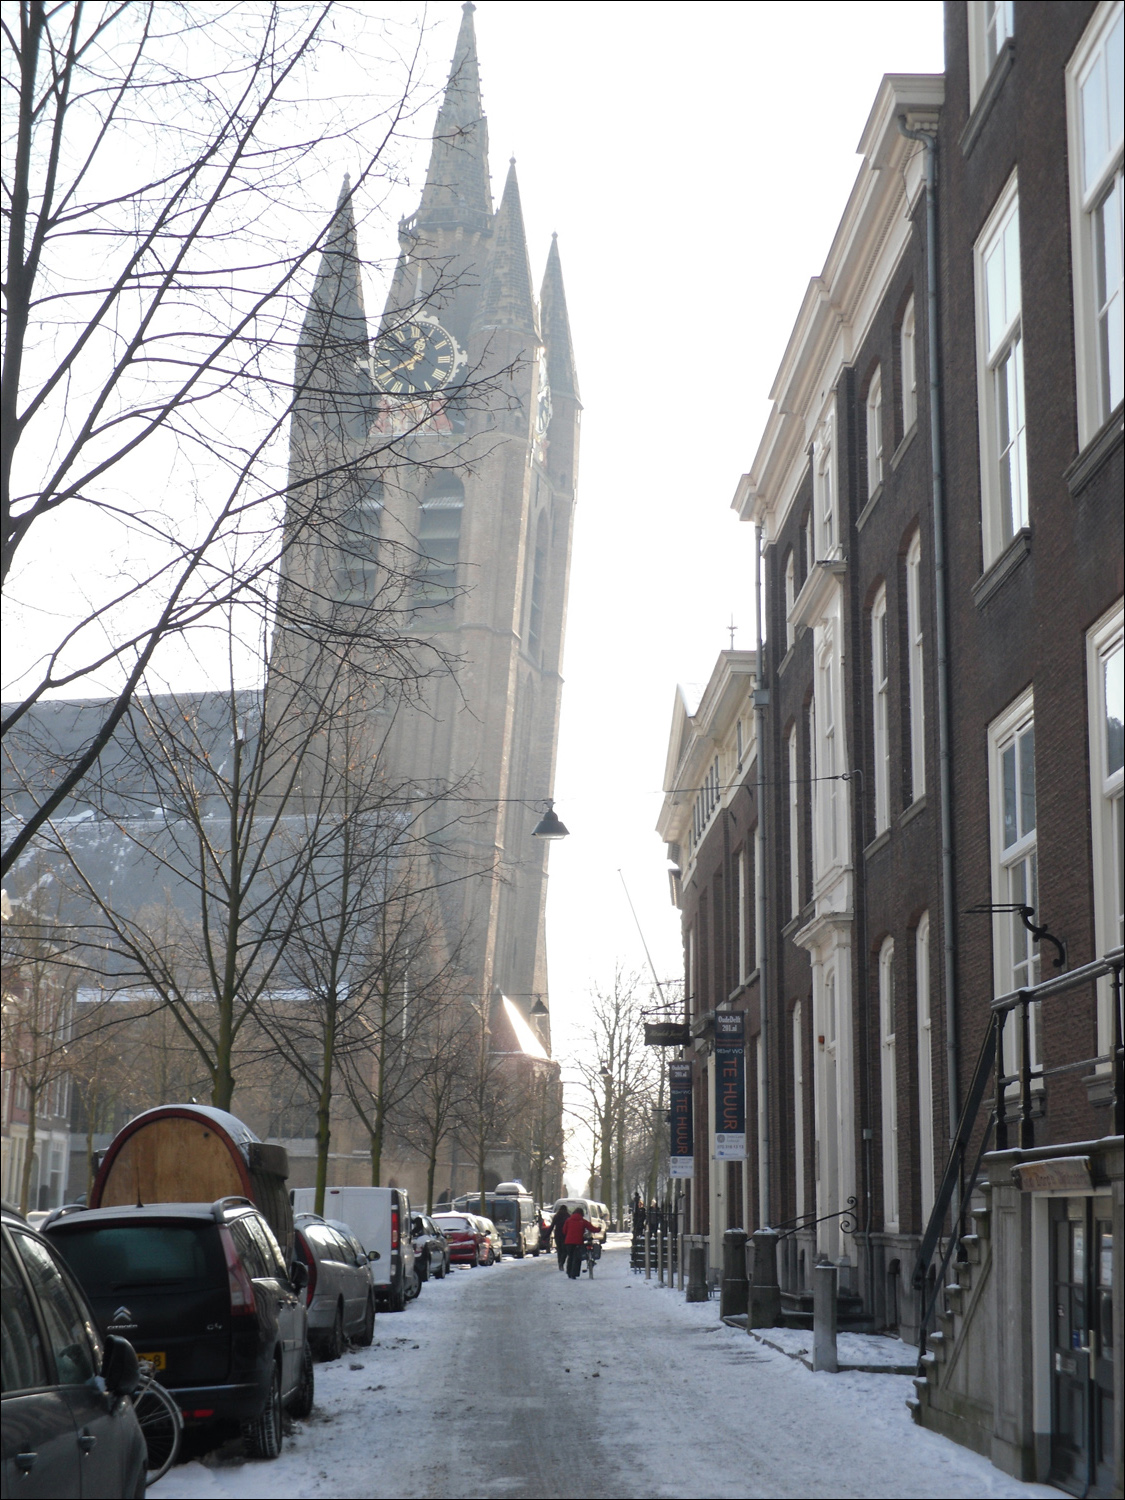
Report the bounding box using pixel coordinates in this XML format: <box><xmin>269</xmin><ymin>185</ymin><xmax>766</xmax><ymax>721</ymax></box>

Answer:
<box><xmin>425</xmin><ymin>1137</ymin><xmax>438</xmax><ymax>1215</ymax></box>
<box><xmin>313</xmin><ymin>993</ymin><xmax>337</xmax><ymax>1216</ymax></box>
<box><xmin>369</xmin><ymin>1126</ymin><xmax>382</xmax><ymax>1187</ymax></box>
<box><xmin>19</xmin><ymin>1086</ymin><xmax>38</xmax><ymax>1216</ymax></box>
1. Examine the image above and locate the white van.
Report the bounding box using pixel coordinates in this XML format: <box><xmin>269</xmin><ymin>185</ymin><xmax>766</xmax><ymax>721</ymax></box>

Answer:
<box><xmin>290</xmin><ymin>1186</ymin><xmax>416</xmax><ymax>1311</ymax></box>
<box><xmin>550</xmin><ymin>1197</ymin><xmax>608</xmax><ymax>1244</ymax></box>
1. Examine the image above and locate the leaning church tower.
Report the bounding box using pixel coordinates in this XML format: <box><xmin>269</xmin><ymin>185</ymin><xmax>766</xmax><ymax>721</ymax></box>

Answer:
<box><xmin>277</xmin><ymin>1</ymin><xmax>579</xmax><ymax>1054</ymax></box>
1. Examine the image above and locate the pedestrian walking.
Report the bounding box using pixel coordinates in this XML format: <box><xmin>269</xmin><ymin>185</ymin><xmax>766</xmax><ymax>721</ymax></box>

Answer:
<box><xmin>552</xmin><ymin>1203</ymin><xmax>570</xmax><ymax>1269</ymax></box>
<box><xmin>563</xmin><ymin>1204</ymin><xmax>593</xmax><ymax>1279</ymax></box>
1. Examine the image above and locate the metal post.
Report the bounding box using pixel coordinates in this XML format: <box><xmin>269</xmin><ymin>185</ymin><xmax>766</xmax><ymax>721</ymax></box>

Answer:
<box><xmin>1019</xmin><ymin>990</ymin><xmax>1035</xmax><ymax>1149</ymax></box>
<box><xmin>812</xmin><ymin>1260</ymin><xmax>838</xmax><ymax>1373</ymax></box>
<box><xmin>658</xmin><ymin>1217</ymin><xmax>664</xmax><ymax>1284</ymax></box>
<box><xmin>1112</xmin><ymin>963</ymin><xmax>1123</xmax><ymax>1139</ymax></box>
<box><xmin>994</xmin><ymin>1008</ymin><xmax>1008</xmax><ymax>1152</ymax></box>
<box><xmin>686</xmin><ymin>1242</ymin><xmax>708</xmax><ymax>1303</ymax></box>
<box><xmin>644</xmin><ymin>1226</ymin><xmax>651</xmax><ymax>1280</ymax></box>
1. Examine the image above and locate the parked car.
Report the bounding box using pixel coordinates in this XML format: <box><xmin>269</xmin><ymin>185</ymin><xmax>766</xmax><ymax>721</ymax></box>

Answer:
<box><xmin>452</xmin><ymin>1185</ymin><xmax>538</xmax><ymax>1257</ymax></box>
<box><xmin>474</xmin><ymin>1216</ymin><xmax>502</xmax><ymax>1264</ymax></box>
<box><xmin>293</xmin><ymin>1214</ymin><xmax>376</xmax><ymax>1358</ymax></box>
<box><xmin>411</xmin><ymin>1214</ymin><xmax>450</xmax><ymax>1281</ymax></box>
<box><xmin>2</xmin><ymin>1204</ymin><xmax>146</xmax><ymax>1499</ymax></box>
<box><xmin>44</xmin><ymin>1196</ymin><xmax>311</xmax><ymax>1462</ymax></box>
<box><xmin>431</xmin><ymin>1212</ymin><xmax>486</xmax><ymax>1266</ymax></box>
<box><xmin>291</xmin><ymin>1186</ymin><xmax>415</xmax><ymax>1312</ymax></box>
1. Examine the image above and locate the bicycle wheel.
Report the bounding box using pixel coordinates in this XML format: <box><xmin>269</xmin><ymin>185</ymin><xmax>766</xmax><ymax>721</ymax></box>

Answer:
<box><xmin>133</xmin><ymin>1378</ymin><xmax>183</xmax><ymax>1485</ymax></box>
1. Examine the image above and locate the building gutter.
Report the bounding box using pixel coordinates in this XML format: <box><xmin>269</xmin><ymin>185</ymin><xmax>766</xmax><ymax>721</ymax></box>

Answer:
<box><xmin>754</xmin><ymin>525</ymin><xmax>771</xmax><ymax>1224</ymax></box>
<box><xmin>898</xmin><ymin>116</ymin><xmax>958</xmax><ymax>1149</ymax></box>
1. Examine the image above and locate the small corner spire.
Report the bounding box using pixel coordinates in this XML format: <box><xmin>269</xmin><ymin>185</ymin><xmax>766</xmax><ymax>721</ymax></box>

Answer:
<box><xmin>473</xmin><ymin>159</ymin><xmax>536</xmax><ymax>337</ymax></box>
<box><xmin>540</xmin><ymin>233</ymin><xmax>578</xmax><ymax>400</ymax></box>
<box><xmin>412</xmin><ymin>1</ymin><xmax>491</xmax><ymax>233</ymax></box>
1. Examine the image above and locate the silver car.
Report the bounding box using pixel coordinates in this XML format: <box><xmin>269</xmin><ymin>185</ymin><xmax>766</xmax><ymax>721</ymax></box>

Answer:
<box><xmin>293</xmin><ymin>1213</ymin><xmax>375</xmax><ymax>1359</ymax></box>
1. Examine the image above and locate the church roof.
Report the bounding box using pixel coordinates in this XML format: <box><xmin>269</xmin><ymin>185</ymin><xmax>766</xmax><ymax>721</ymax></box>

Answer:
<box><xmin>472</xmin><ymin>160</ymin><xmax>537</xmax><ymax>338</ymax></box>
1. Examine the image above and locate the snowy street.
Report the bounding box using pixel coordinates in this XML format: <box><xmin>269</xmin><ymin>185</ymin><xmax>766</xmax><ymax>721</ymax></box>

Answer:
<box><xmin>150</xmin><ymin>1236</ymin><xmax>1062</xmax><ymax>1500</ymax></box>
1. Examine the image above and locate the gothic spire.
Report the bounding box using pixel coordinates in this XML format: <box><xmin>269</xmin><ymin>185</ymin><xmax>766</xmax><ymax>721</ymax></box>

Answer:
<box><xmin>540</xmin><ymin>233</ymin><xmax>579</xmax><ymax>400</ymax></box>
<box><xmin>473</xmin><ymin>159</ymin><xmax>537</xmax><ymax>337</ymax></box>
<box><xmin>296</xmin><ymin>176</ymin><xmax>370</xmax><ymax>431</ymax></box>
<box><xmin>413</xmin><ymin>2</ymin><xmax>492</xmax><ymax>234</ymax></box>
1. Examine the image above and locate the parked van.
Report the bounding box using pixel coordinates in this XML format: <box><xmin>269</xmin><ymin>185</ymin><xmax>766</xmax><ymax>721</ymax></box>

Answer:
<box><xmin>550</xmin><ymin>1197</ymin><xmax>608</xmax><ymax>1244</ymax></box>
<box><xmin>290</xmin><ymin>1186</ymin><xmax>415</xmax><ymax>1311</ymax></box>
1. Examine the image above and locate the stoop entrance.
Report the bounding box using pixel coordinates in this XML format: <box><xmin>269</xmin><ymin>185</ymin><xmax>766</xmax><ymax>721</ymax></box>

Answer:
<box><xmin>1048</xmin><ymin>1197</ymin><xmax>1114</xmax><ymax>1497</ymax></box>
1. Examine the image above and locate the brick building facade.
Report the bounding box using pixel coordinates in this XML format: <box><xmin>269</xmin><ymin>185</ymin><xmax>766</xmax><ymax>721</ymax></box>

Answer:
<box><xmin>663</xmin><ymin>4</ymin><xmax>1122</xmax><ymax>1491</ymax></box>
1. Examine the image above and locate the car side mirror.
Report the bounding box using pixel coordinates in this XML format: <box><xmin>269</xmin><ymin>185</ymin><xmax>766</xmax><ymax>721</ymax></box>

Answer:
<box><xmin>289</xmin><ymin>1260</ymin><xmax>308</xmax><ymax>1290</ymax></box>
<box><xmin>368</xmin><ymin>1249</ymin><xmax>381</xmax><ymax>1262</ymax></box>
<box><xmin>102</xmin><ymin>1335</ymin><xmax>139</xmax><ymax>1396</ymax></box>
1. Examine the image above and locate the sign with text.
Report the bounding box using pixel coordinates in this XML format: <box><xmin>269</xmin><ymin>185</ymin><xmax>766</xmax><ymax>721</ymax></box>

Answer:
<box><xmin>714</xmin><ymin>1012</ymin><xmax>746</xmax><ymax>1160</ymax></box>
<box><xmin>669</xmin><ymin>1060</ymin><xmax>694</xmax><ymax>1178</ymax></box>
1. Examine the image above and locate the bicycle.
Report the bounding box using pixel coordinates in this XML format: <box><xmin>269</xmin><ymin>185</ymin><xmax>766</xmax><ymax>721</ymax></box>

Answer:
<box><xmin>584</xmin><ymin>1238</ymin><xmax>602</xmax><ymax>1278</ymax></box>
<box><xmin>132</xmin><ymin>1362</ymin><xmax>183</xmax><ymax>1486</ymax></box>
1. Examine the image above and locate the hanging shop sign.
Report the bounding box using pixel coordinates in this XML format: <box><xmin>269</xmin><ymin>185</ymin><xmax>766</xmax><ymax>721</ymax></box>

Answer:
<box><xmin>645</xmin><ymin>1021</ymin><xmax>692</xmax><ymax>1047</ymax></box>
<box><xmin>714</xmin><ymin>1012</ymin><xmax>746</xmax><ymax>1161</ymax></box>
<box><xmin>669</xmin><ymin>1060</ymin><xmax>694</xmax><ymax>1178</ymax></box>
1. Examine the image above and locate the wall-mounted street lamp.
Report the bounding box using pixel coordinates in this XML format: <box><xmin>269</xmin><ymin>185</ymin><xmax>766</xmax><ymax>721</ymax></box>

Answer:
<box><xmin>530</xmin><ymin>997</ymin><xmax>549</xmax><ymax>1017</ymax></box>
<box><xmin>531</xmin><ymin>800</ymin><xmax>569</xmax><ymax>839</ymax></box>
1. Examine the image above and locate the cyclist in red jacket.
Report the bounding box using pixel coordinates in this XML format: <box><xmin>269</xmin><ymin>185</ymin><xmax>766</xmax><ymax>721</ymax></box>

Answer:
<box><xmin>562</xmin><ymin>1205</ymin><xmax>593</xmax><ymax>1279</ymax></box>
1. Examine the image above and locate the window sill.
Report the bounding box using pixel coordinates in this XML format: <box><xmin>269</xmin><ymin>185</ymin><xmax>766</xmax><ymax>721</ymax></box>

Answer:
<box><xmin>899</xmin><ymin>794</ymin><xmax>928</xmax><ymax>828</ymax></box>
<box><xmin>889</xmin><ymin>422</ymin><xmax>918</xmax><ymax>473</ymax></box>
<box><xmin>864</xmin><ymin>828</ymin><xmax>891</xmax><ymax>860</ymax></box>
<box><xmin>1065</xmin><ymin>405</ymin><xmax>1124</xmax><ymax>498</ymax></box>
<box><xmin>1084</xmin><ymin>1070</ymin><xmax>1116</xmax><ymax>1109</ymax></box>
<box><xmin>961</xmin><ymin>39</ymin><xmax>1015</xmax><ymax>159</ymax></box>
<box><xmin>856</xmin><ymin>484</ymin><xmax>883</xmax><ymax>533</ymax></box>
<box><xmin>972</xmin><ymin>527</ymin><xmax>1031</xmax><ymax>609</ymax></box>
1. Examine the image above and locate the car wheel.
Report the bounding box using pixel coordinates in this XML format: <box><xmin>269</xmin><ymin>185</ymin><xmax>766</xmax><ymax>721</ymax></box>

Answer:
<box><xmin>419</xmin><ymin>1252</ymin><xmax>430</xmax><ymax>1282</ymax></box>
<box><xmin>411</xmin><ymin>1265</ymin><xmax>423</xmax><ymax>1298</ymax></box>
<box><xmin>356</xmin><ymin>1293</ymin><xmax>375</xmax><ymax>1347</ymax></box>
<box><xmin>323</xmin><ymin>1304</ymin><xmax>345</xmax><ymax>1360</ymax></box>
<box><xmin>486</xmin><ymin>1246</ymin><xmax>496</xmax><ymax>1266</ymax></box>
<box><xmin>286</xmin><ymin>1340</ymin><xmax>315</xmax><ymax>1419</ymax></box>
<box><xmin>243</xmin><ymin>1362</ymin><xmax>283</xmax><ymax>1460</ymax></box>
<box><xmin>390</xmin><ymin>1271</ymin><xmax>407</xmax><ymax>1311</ymax></box>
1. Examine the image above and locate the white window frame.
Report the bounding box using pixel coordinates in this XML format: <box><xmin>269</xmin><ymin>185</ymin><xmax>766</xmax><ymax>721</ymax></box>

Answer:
<box><xmin>793</xmin><ymin>1001</ymin><xmax>806</xmax><ymax>1223</ymax></box>
<box><xmin>1087</xmin><ymin>599</ymin><xmax>1124</xmax><ymax>1060</ymax></box>
<box><xmin>866</xmin><ymin>368</ymin><xmax>884</xmax><ymax>498</ymax></box>
<box><xmin>878</xmin><ymin>937</ymin><xmax>899</xmax><ymax>1233</ymax></box>
<box><xmin>784</xmin><ymin>549</ymin><xmax>796</xmax><ymax>650</ymax></box>
<box><xmin>1066</xmin><ymin>1</ymin><xmax>1124</xmax><ymax>447</ymax></box>
<box><xmin>738</xmin><ymin>845</ymin><xmax>749</xmax><ymax>983</ymax></box>
<box><xmin>815</xmin><ymin>636</ymin><xmax>840</xmax><ymax>874</ymax></box>
<box><xmin>906</xmin><ymin>534</ymin><xmax>926</xmax><ymax>802</ymax></box>
<box><xmin>900</xmin><ymin>296</ymin><xmax>918</xmax><ymax>435</ymax></box>
<box><xmin>974</xmin><ymin>174</ymin><xmax>1029</xmax><ymax>569</ymax></box>
<box><xmin>815</xmin><ymin>414</ymin><xmax>837</xmax><ymax>560</ymax></box>
<box><xmin>871</xmin><ymin>585</ymin><xmax>891</xmax><ymax>834</ymax></box>
<box><xmin>788</xmin><ymin>726</ymin><xmax>800</xmax><ymax>917</ymax></box>
<box><xmin>988</xmin><ymin>690</ymin><xmax>1042</xmax><ymax>1072</ymax></box>
<box><xmin>915</xmin><ymin>914</ymin><xmax>935</xmax><ymax>1223</ymax></box>
<box><xmin>968</xmin><ymin>0</ymin><xmax>1015</xmax><ymax>108</ymax></box>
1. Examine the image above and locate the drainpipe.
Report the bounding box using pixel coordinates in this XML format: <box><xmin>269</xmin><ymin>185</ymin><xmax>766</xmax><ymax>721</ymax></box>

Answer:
<box><xmin>754</xmin><ymin>524</ymin><xmax>771</xmax><ymax>1226</ymax></box>
<box><xmin>898</xmin><ymin>117</ymin><xmax>958</xmax><ymax>1154</ymax></box>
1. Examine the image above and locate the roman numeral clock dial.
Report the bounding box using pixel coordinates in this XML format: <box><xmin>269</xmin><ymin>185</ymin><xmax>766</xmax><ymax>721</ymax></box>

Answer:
<box><xmin>371</xmin><ymin>316</ymin><xmax>465</xmax><ymax>397</ymax></box>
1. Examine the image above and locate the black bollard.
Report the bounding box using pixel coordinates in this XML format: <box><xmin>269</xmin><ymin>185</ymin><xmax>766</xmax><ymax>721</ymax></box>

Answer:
<box><xmin>686</xmin><ymin>1242</ymin><xmax>709</xmax><ymax>1303</ymax></box>
<box><xmin>748</xmin><ymin>1226</ymin><xmax>782</xmax><ymax>1328</ymax></box>
<box><xmin>720</xmin><ymin>1228</ymin><xmax>750</xmax><ymax>1319</ymax></box>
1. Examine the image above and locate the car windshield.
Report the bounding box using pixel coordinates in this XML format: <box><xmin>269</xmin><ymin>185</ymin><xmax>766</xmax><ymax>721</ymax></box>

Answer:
<box><xmin>52</xmin><ymin>1222</ymin><xmax>222</xmax><ymax>1293</ymax></box>
<box><xmin>490</xmin><ymin>1198</ymin><xmax>517</xmax><ymax>1224</ymax></box>
<box><xmin>435</xmin><ymin>1215</ymin><xmax>470</xmax><ymax>1231</ymax></box>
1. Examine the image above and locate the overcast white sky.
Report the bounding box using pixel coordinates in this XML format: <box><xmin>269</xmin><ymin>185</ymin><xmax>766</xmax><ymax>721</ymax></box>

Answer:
<box><xmin>426</xmin><ymin>1</ymin><xmax>946</xmax><ymax>1071</ymax></box>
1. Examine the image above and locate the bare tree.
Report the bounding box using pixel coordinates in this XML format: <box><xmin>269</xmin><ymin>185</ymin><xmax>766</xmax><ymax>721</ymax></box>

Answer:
<box><xmin>2</xmin><ymin>2</ymin><xmax>509</xmax><ymax>875</ymax></box>
<box><xmin>395</xmin><ymin>990</ymin><xmax>476</xmax><ymax>1213</ymax></box>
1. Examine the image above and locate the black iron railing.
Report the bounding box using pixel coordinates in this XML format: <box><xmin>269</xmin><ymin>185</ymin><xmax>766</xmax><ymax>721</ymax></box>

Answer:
<box><xmin>913</xmin><ymin>947</ymin><xmax>1124</xmax><ymax>1355</ymax></box>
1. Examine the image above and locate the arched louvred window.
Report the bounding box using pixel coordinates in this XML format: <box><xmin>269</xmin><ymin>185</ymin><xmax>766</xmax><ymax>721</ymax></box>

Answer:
<box><xmin>335</xmin><ymin>477</ymin><xmax>383</xmax><ymax>601</ymax></box>
<box><xmin>527</xmin><ymin>510</ymin><xmax>548</xmax><ymax>656</ymax></box>
<box><xmin>415</xmin><ymin>476</ymin><xmax>463</xmax><ymax>610</ymax></box>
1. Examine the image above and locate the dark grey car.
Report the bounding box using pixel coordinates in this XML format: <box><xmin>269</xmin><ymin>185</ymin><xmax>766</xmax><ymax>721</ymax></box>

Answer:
<box><xmin>293</xmin><ymin>1214</ymin><xmax>374</xmax><ymax>1359</ymax></box>
<box><xmin>2</xmin><ymin>1206</ymin><xmax>146</xmax><ymax>1499</ymax></box>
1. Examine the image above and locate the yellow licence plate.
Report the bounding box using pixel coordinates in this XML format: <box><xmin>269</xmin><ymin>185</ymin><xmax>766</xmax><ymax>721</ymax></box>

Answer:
<box><xmin>137</xmin><ymin>1352</ymin><xmax>166</xmax><ymax>1372</ymax></box>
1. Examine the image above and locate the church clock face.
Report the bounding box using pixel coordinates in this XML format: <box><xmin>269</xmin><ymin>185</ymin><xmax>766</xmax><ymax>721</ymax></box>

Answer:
<box><xmin>371</xmin><ymin>316</ymin><xmax>464</xmax><ymax>396</ymax></box>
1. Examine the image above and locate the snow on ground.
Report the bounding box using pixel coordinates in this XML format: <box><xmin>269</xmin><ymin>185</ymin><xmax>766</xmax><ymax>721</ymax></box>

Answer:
<box><xmin>150</xmin><ymin>1235</ymin><xmax>1061</xmax><ymax>1500</ymax></box>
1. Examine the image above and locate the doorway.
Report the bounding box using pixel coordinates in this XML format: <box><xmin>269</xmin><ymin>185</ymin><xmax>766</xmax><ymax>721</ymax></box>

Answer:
<box><xmin>1048</xmin><ymin>1196</ymin><xmax>1114</xmax><ymax>1496</ymax></box>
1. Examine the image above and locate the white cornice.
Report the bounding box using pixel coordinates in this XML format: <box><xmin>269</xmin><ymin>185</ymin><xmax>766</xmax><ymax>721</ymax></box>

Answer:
<box><xmin>790</xmin><ymin>560</ymin><xmax>846</xmax><ymax>632</ymax></box>
<box><xmin>734</xmin><ymin>74</ymin><xmax>944</xmax><ymax>540</ymax></box>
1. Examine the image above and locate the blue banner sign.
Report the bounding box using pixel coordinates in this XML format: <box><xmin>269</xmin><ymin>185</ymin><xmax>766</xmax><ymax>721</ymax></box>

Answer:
<box><xmin>714</xmin><ymin>1012</ymin><xmax>746</xmax><ymax>1160</ymax></box>
<box><xmin>669</xmin><ymin>1059</ymin><xmax>693</xmax><ymax>1178</ymax></box>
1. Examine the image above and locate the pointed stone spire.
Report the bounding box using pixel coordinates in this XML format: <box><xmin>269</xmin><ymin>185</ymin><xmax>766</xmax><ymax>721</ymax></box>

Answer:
<box><xmin>296</xmin><ymin>176</ymin><xmax>370</xmax><ymax>432</ymax></box>
<box><xmin>473</xmin><ymin>159</ymin><xmax>537</xmax><ymax>337</ymax></box>
<box><xmin>540</xmin><ymin>233</ymin><xmax>579</xmax><ymax>400</ymax></box>
<box><xmin>413</xmin><ymin>2</ymin><xmax>492</xmax><ymax>234</ymax></box>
